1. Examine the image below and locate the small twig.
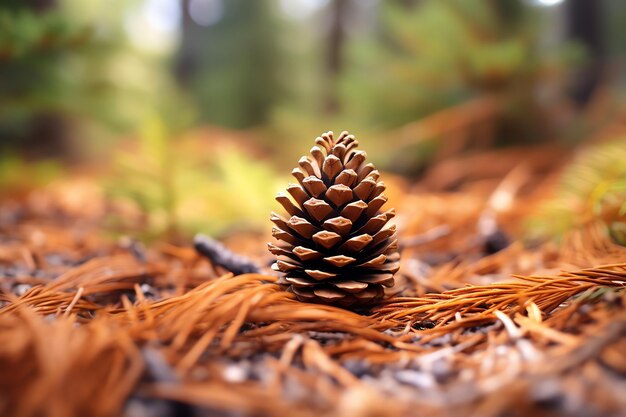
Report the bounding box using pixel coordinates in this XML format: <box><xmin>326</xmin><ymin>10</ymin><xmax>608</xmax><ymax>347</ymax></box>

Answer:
<box><xmin>19</xmin><ymin>247</ymin><xmax>37</xmax><ymax>271</ymax></box>
<box><xmin>142</xmin><ymin>347</ymin><xmax>179</xmax><ymax>383</ymax></box>
<box><xmin>63</xmin><ymin>286</ymin><xmax>84</xmax><ymax>317</ymax></box>
<box><xmin>194</xmin><ymin>234</ymin><xmax>261</xmax><ymax>275</ymax></box>
<box><xmin>540</xmin><ymin>317</ymin><xmax>626</xmax><ymax>374</ymax></box>
<box><xmin>400</xmin><ymin>225</ymin><xmax>451</xmax><ymax>251</ymax></box>
<box><xmin>475</xmin><ymin>164</ymin><xmax>530</xmax><ymax>254</ymax></box>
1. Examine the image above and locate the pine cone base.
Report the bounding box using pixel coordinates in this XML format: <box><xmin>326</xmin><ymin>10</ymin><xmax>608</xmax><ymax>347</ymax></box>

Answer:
<box><xmin>269</xmin><ymin>131</ymin><xmax>400</xmax><ymax>308</ymax></box>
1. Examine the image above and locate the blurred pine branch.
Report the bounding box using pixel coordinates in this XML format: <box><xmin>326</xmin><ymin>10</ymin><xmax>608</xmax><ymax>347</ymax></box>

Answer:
<box><xmin>0</xmin><ymin>3</ymin><xmax>189</xmax><ymax>155</ymax></box>
<box><xmin>341</xmin><ymin>0</ymin><xmax>584</xmax><ymax>143</ymax></box>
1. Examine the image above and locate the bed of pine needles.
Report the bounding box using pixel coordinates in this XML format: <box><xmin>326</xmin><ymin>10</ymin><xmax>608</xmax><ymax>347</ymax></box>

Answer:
<box><xmin>1</xmin><ymin>143</ymin><xmax>625</xmax><ymax>417</ymax></box>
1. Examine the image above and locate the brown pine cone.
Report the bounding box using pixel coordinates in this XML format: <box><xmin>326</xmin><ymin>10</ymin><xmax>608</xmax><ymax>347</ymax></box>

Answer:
<box><xmin>268</xmin><ymin>131</ymin><xmax>400</xmax><ymax>308</ymax></box>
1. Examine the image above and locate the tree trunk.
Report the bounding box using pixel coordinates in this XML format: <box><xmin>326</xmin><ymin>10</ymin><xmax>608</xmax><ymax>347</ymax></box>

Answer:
<box><xmin>323</xmin><ymin>0</ymin><xmax>349</xmax><ymax>115</ymax></box>
<box><xmin>566</xmin><ymin>0</ymin><xmax>606</xmax><ymax>106</ymax></box>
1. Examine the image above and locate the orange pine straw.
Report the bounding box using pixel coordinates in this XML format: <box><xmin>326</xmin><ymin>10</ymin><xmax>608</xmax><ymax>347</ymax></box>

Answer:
<box><xmin>1</xmin><ymin>183</ymin><xmax>625</xmax><ymax>417</ymax></box>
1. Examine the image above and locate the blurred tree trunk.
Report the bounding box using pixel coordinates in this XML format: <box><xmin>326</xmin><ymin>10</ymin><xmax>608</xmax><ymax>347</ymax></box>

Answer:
<box><xmin>566</xmin><ymin>0</ymin><xmax>606</xmax><ymax>105</ymax></box>
<box><xmin>174</xmin><ymin>0</ymin><xmax>197</xmax><ymax>87</ymax></box>
<box><xmin>27</xmin><ymin>0</ymin><xmax>56</xmax><ymax>12</ymax></box>
<box><xmin>323</xmin><ymin>0</ymin><xmax>349</xmax><ymax>115</ymax></box>
<box><xmin>396</xmin><ymin>0</ymin><xmax>418</xmax><ymax>10</ymax></box>
<box><xmin>3</xmin><ymin>0</ymin><xmax>56</xmax><ymax>12</ymax></box>
<box><xmin>26</xmin><ymin>0</ymin><xmax>68</xmax><ymax>159</ymax></box>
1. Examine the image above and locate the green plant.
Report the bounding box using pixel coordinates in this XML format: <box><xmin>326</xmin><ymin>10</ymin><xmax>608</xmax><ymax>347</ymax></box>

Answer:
<box><xmin>527</xmin><ymin>137</ymin><xmax>626</xmax><ymax>244</ymax></box>
<box><xmin>107</xmin><ymin>117</ymin><xmax>282</xmax><ymax>240</ymax></box>
<box><xmin>0</xmin><ymin>2</ymin><xmax>185</xmax><ymax>153</ymax></box>
<box><xmin>0</xmin><ymin>153</ymin><xmax>62</xmax><ymax>194</ymax></box>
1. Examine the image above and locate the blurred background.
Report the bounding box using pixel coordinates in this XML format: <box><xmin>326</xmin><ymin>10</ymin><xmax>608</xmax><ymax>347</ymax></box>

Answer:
<box><xmin>1</xmin><ymin>0</ymin><xmax>625</xmax><ymax>241</ymax></box>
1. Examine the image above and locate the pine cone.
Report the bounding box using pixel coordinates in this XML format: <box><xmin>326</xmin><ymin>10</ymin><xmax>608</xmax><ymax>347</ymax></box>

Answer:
<box><xmin>268</xmin><ymin>131</ymin><xmax>400</xmax><ymax>308</ymax></box>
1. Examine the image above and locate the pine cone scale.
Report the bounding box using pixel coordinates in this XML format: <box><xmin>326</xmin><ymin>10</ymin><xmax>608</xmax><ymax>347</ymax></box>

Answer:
<box><xmin>269</xmin><ymin>131</ymin><xmax>400</xmax><ymax>308</ymax></box>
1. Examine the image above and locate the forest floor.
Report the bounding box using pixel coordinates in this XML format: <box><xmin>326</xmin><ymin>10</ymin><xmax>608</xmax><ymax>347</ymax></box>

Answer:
<box><xmin>0</xmin><ymin>142</ymin><xmax>625</xmax><ymax>417</ymax></box>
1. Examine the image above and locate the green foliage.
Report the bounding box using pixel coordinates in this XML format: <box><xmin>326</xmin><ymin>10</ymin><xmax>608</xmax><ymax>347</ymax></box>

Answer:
<box><xmin>107</xmin><ymin>117</ymin><xmax>282</xmax><ymax>240</ymax></box>
<box><xmin>0</xmin><ymin>8</ymin><xmax>86</xmax><ymax>59</ymax></box>
<box><xmin>0</xmin><ymin>8</ymin><xmax>86</xmax><ymax>141</ymax></box>
<box><xmin>0</xmin><ymin>2</ymin><xmax>187</xmax><ymax>149</ymax></box>
<box><xmin>0</xmin><ymin>153</ymin><xmax>62</xmax><ymax>193</ymax></box>
<box><xmin>341</xmin><ymin>0</ymin><xmax>583</xmax><ymax>135</ymax></box>
<box><xmin>527</xmin><ymin>138</ymin><xmax>626</xmax><ymax>244</ymax></box>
